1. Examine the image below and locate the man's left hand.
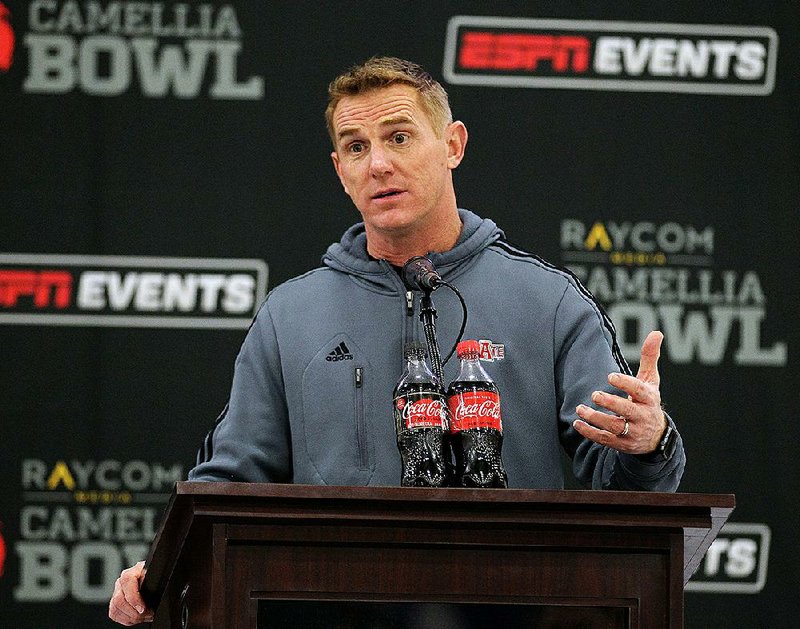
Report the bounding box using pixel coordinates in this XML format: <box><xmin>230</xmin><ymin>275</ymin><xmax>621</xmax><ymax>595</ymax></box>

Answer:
<box><xmin>573</xmin><ymin>330</ymin><xmax>668</xmax><ymax>455</ymax></box>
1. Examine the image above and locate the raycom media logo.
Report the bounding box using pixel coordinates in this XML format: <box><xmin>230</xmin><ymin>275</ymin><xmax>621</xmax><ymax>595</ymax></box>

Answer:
<box><xmin>15</xmin><ymin>458</ymin><xmax>183</xmax><ymax>603</ymax></box>
<box><xmin>0</xmin><ymin>254</ymin><xmax>268</xmax><ymax>329</ymax></box>
<box><xmin>560</xmin><ymin>219</ymin><xmax>787</xmax><ymax>367</ymax></box>
<box><xmin>444</xmin><ymin>16</ymin><xmax>778</xmax><ymax>95</ymax></box>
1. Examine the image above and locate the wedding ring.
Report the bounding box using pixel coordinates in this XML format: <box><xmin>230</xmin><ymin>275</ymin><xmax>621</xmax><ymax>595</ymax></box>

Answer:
<box><xmin>618</xmin><ymin>420</ymin><xmax>630</xmax><ymax>437</ymax></box>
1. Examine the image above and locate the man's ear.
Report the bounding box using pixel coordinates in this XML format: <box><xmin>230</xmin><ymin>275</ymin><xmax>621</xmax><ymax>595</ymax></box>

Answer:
<box><xmin>331</xmin><ymin>150</ymin><xmax>349</xmax><ymax>195</ymax></box>
<box><xmin>445</xmin><ymin>121</ymin><xmax>468</xmax><ymax>170</ymax></box>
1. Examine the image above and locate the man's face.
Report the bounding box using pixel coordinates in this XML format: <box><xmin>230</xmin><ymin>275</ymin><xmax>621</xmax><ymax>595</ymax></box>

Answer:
<box><xmin>330</xmin><ymin>84</ymin><xmax>464</xmax><ymax>236</ymax></box>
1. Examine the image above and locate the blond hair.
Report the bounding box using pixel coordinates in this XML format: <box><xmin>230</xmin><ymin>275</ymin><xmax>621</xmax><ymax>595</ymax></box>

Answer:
<box><xmin>325</xmin><ymin>57</ymin><xmax>452</xmax><ymax>145</ymax></box>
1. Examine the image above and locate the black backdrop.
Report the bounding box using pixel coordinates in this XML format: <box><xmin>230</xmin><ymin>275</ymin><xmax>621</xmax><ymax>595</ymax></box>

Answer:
<box><xmin>1</xmin><ymin>1</ymin><xmax>798</xmax><ymax>627</ymax></box>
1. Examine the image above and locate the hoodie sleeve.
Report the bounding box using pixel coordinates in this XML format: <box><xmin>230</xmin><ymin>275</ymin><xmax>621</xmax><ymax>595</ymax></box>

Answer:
<box><xmin>188</xmin><ymin>299</ymin><xmax>292</xmax><ymax>483</ymax></box>
<box><xmin>553</xmin><ymin>278</ymin><xmax>686</xmax><ymax>491</ymax></box>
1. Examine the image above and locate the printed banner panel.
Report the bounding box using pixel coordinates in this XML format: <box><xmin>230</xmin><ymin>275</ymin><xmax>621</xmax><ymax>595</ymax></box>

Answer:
<box><xmin>1</xmin><ymin>1</ymin><xmax>797</xmax><ymax>627</ymax></box>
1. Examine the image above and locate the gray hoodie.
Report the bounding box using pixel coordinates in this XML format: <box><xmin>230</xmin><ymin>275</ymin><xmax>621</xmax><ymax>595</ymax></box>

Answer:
<box><xmin>190</xmin><ymin>209</ymin><xmax>685</xmax><ymax>490</ymax></box>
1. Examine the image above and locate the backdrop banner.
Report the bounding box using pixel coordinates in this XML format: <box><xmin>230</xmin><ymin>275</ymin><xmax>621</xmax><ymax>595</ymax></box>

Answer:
<box><xmin>1</xmin><ymin>1</ymin><xmax>797</xmax><ymax>627</ymax></box>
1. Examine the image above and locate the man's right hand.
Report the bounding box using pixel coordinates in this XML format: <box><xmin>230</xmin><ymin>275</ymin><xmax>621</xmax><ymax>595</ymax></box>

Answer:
<box><xmin>108</xmin><ymin>561</ymin><xmax>154</xmax><ymax>625</ymax></box>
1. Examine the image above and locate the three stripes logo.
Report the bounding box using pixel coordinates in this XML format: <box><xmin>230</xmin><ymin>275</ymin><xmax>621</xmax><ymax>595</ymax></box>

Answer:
<box><xmin>326</xmin><ymin>341</ymin><xmax>353</xmax><ymax>362</ymax></box>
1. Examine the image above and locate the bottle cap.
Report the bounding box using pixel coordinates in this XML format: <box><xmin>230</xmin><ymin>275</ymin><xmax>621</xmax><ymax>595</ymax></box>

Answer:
<box><xmin>456</xmin><ymin>340</ymin><xmax>480</xmax><ymax>358</ymax></box>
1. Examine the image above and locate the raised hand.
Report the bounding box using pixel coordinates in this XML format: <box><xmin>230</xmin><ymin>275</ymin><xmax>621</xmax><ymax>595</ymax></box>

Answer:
<box><xmin>573</xmin><ymin>331</ymin><xmax>668</xmax><ymax>454</ymax></box>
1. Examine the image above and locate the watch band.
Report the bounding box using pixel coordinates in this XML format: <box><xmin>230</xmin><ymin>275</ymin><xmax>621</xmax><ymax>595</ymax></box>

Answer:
<box><xmin>657</xmin><ymin>424</ymin><xmax>678</xmax><ymax>461</ymax></box>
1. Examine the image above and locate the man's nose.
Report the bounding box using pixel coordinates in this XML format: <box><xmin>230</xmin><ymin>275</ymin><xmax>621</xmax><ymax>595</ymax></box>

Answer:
<box><xmin>368</xmin><ymin>145</ymin><xmax>393</xmax><ymax>177</ymax></box>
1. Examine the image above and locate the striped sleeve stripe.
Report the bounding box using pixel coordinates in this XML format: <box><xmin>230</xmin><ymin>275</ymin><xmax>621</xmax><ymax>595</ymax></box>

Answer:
<box><xmin>197</xmin><ymin>404</ymin><xmax>229</xmax><ymax>466</ymax></box>
<box><xmin>491</xmin><ymin>239</ymin><xmax>632</xmax><ymax>376</ymax></box>
<box><xmin>197</xmin><ymin>310</ymin><xmax>262</xmax><ymax>466</ymax></box>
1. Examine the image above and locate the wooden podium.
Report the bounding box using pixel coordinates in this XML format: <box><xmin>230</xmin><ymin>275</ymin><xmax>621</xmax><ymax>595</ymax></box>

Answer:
<box><xmin>141</xmin><ymin>482</ymin><xmax>734</xmax><ymax>629</ymax></box>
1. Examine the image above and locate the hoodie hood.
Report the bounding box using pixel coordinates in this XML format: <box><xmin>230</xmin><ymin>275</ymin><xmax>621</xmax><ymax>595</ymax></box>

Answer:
<box><xmin>322</xmin><ymin>209</ymin><xmax>504</xmax><ymax>292</ymax></box>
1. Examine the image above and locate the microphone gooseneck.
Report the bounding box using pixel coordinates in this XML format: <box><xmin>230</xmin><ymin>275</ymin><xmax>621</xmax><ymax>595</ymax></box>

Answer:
<box><xmin>400</xmin><ymin>256</ymin><xmax>468</xmax><ymax>368</ymax></box>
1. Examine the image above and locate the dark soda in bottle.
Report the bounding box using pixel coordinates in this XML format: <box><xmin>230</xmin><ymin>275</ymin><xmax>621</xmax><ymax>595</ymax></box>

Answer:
<box><xmin>393</xmin><ymin>343</ymin><xmax>449</xmax><ymax>487</ymax></box>
<box><xmin>447</xmin><ymin>340</ymin><xmax>508</xmax><ymax>488</ymax></box>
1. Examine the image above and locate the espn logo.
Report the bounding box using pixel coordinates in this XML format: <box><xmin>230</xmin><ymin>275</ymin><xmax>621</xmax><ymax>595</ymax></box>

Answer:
<box><xmin>443</xmin><ymin>16</ymin><xmax>778</xmax><ymax>95</ymax></box>
<box><xmin>0</xmin><ymin>254</ymin><xmax>268</xmax><ymax>329</ymax></box>
<box><xmin>687</xmin><ymin>522</ymin><xmax>770</xmax><ymax>593</ymax></box>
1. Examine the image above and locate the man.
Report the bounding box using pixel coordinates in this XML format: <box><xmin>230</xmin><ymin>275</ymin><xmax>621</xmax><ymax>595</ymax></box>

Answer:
<box><xmin>109</xmin><ymin>57</ymin><xmax>684</xmax><ymax>625</ymax></box>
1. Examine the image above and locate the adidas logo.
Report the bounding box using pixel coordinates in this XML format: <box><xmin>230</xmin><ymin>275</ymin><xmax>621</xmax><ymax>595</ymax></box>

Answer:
<box><xmin>325</xmin><ymin>341</ymin><xmax>354</xmax><ymax>362</ymax></box>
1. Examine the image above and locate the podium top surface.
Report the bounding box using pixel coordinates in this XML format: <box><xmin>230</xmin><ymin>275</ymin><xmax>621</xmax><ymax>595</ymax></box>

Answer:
<box><xmin>173</xmin><ymin>480</ymin><xmax>734</xmax><ymax>508</ymax></box>
<box><xmin>158</xmin><ymin>481</ymin><xmax>734</xmax><ymax>531</ymax></box>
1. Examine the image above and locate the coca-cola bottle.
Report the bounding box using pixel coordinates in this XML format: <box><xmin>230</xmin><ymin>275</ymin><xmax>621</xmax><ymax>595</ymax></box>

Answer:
<box><xmin>393</xmin><ymin>342</ymin><xmax>449</xmax><ymax>487</ymax></box>
<box><xmin>446</xmin><ymin>340</ymin><xmax>508</xmax><ymax>488</ymax></box>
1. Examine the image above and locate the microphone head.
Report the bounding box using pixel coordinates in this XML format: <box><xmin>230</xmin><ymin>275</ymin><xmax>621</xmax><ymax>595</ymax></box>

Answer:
<box><xmin>402</xmin><ymin>256</ymin><xmax>441</xmax><ymax>291</ymax></box>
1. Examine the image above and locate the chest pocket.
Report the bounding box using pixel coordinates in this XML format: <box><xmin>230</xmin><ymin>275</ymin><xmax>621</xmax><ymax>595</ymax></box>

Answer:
<box><xmin>301</xmin><ymin>335</ymin><xmax>375</xmax><ymax>485</ymax></box>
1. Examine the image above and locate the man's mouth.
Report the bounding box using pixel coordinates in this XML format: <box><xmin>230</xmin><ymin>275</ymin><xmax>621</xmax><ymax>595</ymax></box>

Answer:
<box><xmin>372</xmin><ymin>189</ymin><xmax>404</xmax><ymax>200</ymax></box>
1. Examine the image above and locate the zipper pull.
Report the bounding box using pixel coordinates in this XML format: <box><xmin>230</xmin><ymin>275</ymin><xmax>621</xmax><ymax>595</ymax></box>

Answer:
<box><xmin>354</xmin><ymin>367</ymin><xmax>363</xmax><ymax>388</ymax></box>
<box><xmin>405</xmin><ymin>290</ymin><xmax>414</xmax><ymax>316</ymax></box>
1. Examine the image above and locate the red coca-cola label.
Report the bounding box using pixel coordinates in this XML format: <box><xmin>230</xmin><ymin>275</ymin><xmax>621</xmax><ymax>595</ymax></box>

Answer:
<box><xmin>394</xmin><ymin>395</ymin><xmax>447</xmax><ymax>430</ymax></box>
<box><xmin>447</xmin><ymin>390</ymin><xmax>502</xmax><ymax>432</ymax></box>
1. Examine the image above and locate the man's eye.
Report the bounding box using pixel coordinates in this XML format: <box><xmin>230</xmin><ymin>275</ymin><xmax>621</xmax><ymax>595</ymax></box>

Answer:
<box><xmin>349</xmin><ymin>142</ymin><xmax>365</xmax><ymax>154</ymax></box>
<box><xmin>393</xmin><ymin>133</ymin><xmax>408</xmax><ymax>144</ymax></box>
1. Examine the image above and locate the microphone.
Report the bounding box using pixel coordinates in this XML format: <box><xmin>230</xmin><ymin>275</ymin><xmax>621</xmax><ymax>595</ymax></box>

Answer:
<box><xmin>402</xmin><ymin>256</ymin><xmax>443</xmax><ymax>291</ymax></box>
